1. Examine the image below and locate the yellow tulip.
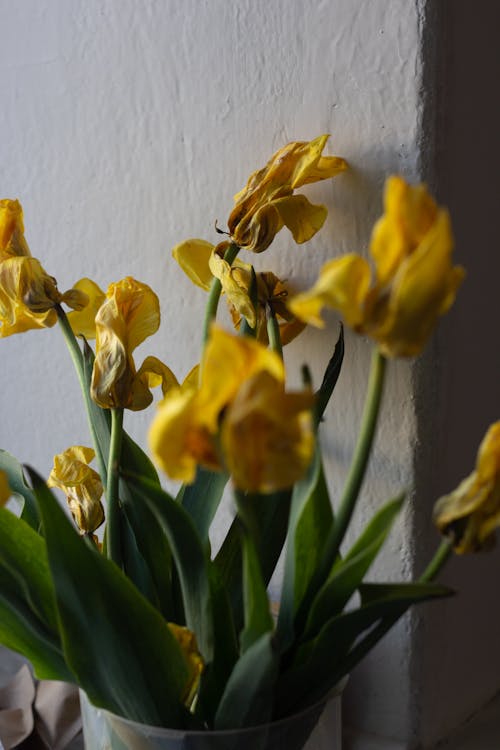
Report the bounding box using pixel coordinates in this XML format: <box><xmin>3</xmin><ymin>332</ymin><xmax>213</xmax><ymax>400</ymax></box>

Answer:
<box><xmin>173</xmin><ymin>239</ymin><xmax>304</xmax><ymax>344</ymax></box>
<box><xmin>172</xmin><ymin>238</ymin><xmax>215</xmax><ymax>291</ymax></box>
<box><xmin>0</xmin><ymin>199</ymin><xmax>30</xmax><ymax>260</ymax></box>
<box><xmin>47</xmin><ymin>446</ymin><xmax>104</xmax><ymax>534</ymax></box>
<box><xmin>0</xmin><ymin>471</ymin><xmax>11</xmax><ymax>506</ymax></box>
<box><xmin>196</xmin><ymin>326</ymin><xmax>284</xmax><ymax>431</ymax></box>
<box><xmin>91</xmin><ymin>277</ymin><xmax>177</xmax><ymax>410</ymax></box>
<box><xmin>433</xmin><ymin>422</ymin><xmax>500</xmax><ymax>553</ymax></box>
<box><xmin>67</xmin><ymin>278</ymin><xmax>106</xmax><ymax>339</ymax></box>
<box><xmin>0</xmin><ymin>199</ymin><xmax>88</xmax><ymax>337</ymax></box>
<box><xmin>221</xmin><ymin>371</ymin><xmax>315</xmax><ymax>493</ymax></box>
<box><xmin>289</xmin><ymin>176</ymin><xmax>465</xmax><ymax>357</ymax></box>
<box><xmin>228</xmin><ymin>268</ymin><xmax>306</xmax><ymax>346</ymax></box>
<box><xmin>149</xmin><ymin>327</ymin><xmax>314</xmax><ymax>492</ymax></box>
<box><xmin>167</xmin><ymin>623</ymin><xmax>204</xmax><ymax>707</ymax></box>
<box><xmin>228</xmin><ymin>135</ymin><xmax>347</xmax><ymax>253</ymax></box>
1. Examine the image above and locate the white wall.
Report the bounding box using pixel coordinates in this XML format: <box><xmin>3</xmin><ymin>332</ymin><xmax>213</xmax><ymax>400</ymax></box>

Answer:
<box><xmin>2</xmin><ymin>1</ymin><xmax>497</xmax><ymax>747</ymax></box>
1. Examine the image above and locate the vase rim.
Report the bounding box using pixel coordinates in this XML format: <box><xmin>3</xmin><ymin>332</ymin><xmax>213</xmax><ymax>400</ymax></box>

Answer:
<box><xmin>80</xmin><ymin>676</ymin><xmax>348</xmax><ymax>738</ymax></box>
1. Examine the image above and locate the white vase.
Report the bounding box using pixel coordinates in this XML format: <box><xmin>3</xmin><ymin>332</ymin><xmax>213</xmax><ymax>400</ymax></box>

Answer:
<box><xmin>80</xmin><ymin>686</ymin><xmax>343</xmax><ymax>750</ymax></box>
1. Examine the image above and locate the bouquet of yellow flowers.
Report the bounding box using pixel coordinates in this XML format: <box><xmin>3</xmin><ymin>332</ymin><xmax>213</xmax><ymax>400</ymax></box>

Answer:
<box><xmin>0</xmin><ymin>136</ymin><xmax>498</xmax><ymax>747</ymax></box>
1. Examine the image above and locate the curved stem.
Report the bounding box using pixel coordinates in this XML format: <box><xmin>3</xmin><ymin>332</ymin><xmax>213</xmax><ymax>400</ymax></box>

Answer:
<box><xmin>266</xmin><ymin>303</ymin><xmax>283</xmax><ymax>359</ymax></box>
<box><xmin>419</xmin><ymin>537</ymin><xmax>453</xmax><ymax>583</ymax></box>
<box><xmin>294</xmin><ymin>348</ymin><xmax>386</xmax><ymax>634</ymax></box>
<box><xmin>322</xmin><ymin>348</ymin><xmax>387</xmax><ymax>573</ymax></box>
<box><xmin>55</xmin><ymin>305</ymin><xmax>108</xmax><ymax>483</ymax></box>
<box><xmin>105</xmin><ymin>408</ymin><xmax>124</xmax><ymax>567</ymax></box>
<box><xmin>201</xmin><ymin>242</ymin><xmax>240</xmax><ymax>346</ymax></box>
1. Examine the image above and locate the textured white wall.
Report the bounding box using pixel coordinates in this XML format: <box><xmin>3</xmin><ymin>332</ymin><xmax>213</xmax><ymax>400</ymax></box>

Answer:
<box><xmin>4</xmin><ymin>1</ymin><xmax>491</xmax><ymax>747</ymax></box>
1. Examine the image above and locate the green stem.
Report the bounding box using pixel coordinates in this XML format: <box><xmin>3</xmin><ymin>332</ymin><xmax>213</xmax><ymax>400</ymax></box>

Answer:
<box><xmin>419</xmin><ymin>537</ymin><xmax>453</xmax><ymax>583</ymax></box>
<box><xmin>55</xmin><ymin>305</ymin><xmax>108</xmax><ymax>483</ymax></box>
<box><xmin>105</xmin><ymin>408</ymin><xmax>124</xmax><ymax>567</ymax></box>
<box><xmin>267</xmin><ymin>303</ymin><xmax>283</xmax><ymax>359</ymax></box>
<box><xmin>201</xmin><ymin>242</ymin><xmax>240</xmax><ymax>346</ymax></box>
<box><xmin>294</xmin><ymin>348</ymin><xmax>386</xmax><ymax>633</ymax></box>
<box><xmin>323</xmin><ymin>348</ymin><xmax>386</xmax><ymax>573</ymax></box>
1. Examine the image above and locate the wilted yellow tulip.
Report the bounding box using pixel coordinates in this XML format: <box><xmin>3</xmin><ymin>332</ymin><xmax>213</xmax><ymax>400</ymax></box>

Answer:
<box><xmin>227</xmin><ymin>135</ymin><xmax>347</xmax><ymax>253</ymax></box>
<box><xmin>433</xmin><ymin>422</ymin><xmax>500</xmax><ymax>553</ymax></box>
<box><xmin>0</xmin><ymin>199</ymin><xmax>31</xmax><ymax>260</ymax></box>
<box><xmin>289</xmin><ymin>176</ymin><xmax>465</xmax><ymax>357</ymax></box>
<box><xmin>48</xmin><ymin>446</ymin><xmax>104</xmax><ymax>534</ymax></box>
<box><xmin>228</xmin><ymin>269</ymin><xmax>306</xmax><ymax>346</ymax></box>
<box><xmin>150</xmin><ymin>327</ymin><xmax>314</xmax><ymax>492</ymax></box>
<box><xmin>222</xmin><ymin>371</ymin><xmax>314</xmax><ymax>493</ymax></box>
<box><xmin>91</xmin><ymin>277</ymin><xmax>177</xmax><ymax>410</ymax></box>
<box><xmin>167</xmin><ymin>623</ymin><xmax>204</xmax><ymax>707</ymax></box>
<box><xmin>0</xmin><ymin>199</ymin><xmax>88</xmax><ymax>337</ymax></box>
<box><xmin>0</xmin><ymin>471</ymin><xmax>11</xmax><ymax>506</ymax></box>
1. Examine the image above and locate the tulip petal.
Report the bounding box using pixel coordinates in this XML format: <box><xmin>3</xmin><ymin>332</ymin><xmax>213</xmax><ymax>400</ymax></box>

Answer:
<box><xmin>222</xmin><ymin>371</ymin><xmax>315</xmax><ymax>493</ymax></box>
<box><xmin>434</xmin><ymin>422</ymin><xmax>500</xmax><ymax>553</ymax></box>
<box><xmin>67</xmin><ymin>278</ymin><xmax>106</xmax><ymax>339</ymax></box>
<box><xmin>288</xmin><ymin>254</ymin><xmax>371</xmax><ymax>328</ymax></box>
<box><xmin>272</xmin><ymin>194</ymin><xmax>328</xmax><ymax>244</ymax></box>
<box><xmin>172</xmin><ymin>239</ymin><xmax>215</xmax><ymax>290</ymax></box>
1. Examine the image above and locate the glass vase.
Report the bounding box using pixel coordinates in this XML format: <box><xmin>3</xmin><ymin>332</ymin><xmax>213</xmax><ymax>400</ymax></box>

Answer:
<box><xmin>80</xmin><ymin>686</ymin><xmax>343</xmax><ymax>750</ymax></box>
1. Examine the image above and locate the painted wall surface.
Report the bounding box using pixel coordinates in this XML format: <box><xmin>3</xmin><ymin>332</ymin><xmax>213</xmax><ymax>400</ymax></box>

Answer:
<box><xmin>3</xmin><ymin>1</ymin><xmax>497</xmax><ymax>747</ymax></box>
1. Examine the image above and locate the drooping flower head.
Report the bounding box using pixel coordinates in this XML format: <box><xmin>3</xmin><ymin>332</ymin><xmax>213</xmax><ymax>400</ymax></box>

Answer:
<box><xmin>433</xmin><ymin>422</ymin><xmax>500</xmax><ymax>553</ymax></box>
<box><xmin>172</xmin><ymin>239</ymin><xmax>305</xmax><ymax>344</ymax></box>
<box><xmin>0</xmin><ymin>199</ymin><xmax>89</xmax><ymax>337</ymax></box>
<box><xmin>288</xmin><ymin>176</ymin><xmax>465</xmax><ymax>357</ymax></box>
<box><xmin>149</xmin><ymin>327</ymin><xmax>315</xmax><ymax>493</ymax></box>
<box><xmin>227</xmin><ymin>135</ymin><xmax>347</xmax><ymax>253</ymax></box>
<box><xmin>47</xmin><ymin>446</ymin><xmax>104</xmax><ymax>534</ymax></box>
<box><xmin>91</xmin><ymin>277</ymin><xmax>178</xmax><ymax>410</ymax></box>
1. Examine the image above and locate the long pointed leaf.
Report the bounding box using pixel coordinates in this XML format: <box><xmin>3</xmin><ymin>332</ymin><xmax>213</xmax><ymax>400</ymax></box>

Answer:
<box><xmin>28</xmin><ymin>467</ymin><xmax>191</xmax><ymax>727</ymax></box>
<box><xmin>0</xmin><ymin>450</ymin><xmax>39</xmax><ymax>530</ymax></box>
<box><xmin>277</xmin><ymin>448</ymin><xmax>333</xmax><ymax>650</ymax></box>
<box><xmin>214</xmin><ymin>632</ymin><xmax>278</xmax><ymax>730</ymax></box>
<box><xmin>124</xmin><ymin>472</ymin><xmax>213</xmax><ymax>663</ymax></box>
<box><xmin>277</xmin><ymin>581</ymin><xmax>452</xmax><ymax>715</ymax></box>
<box><xmin>0</xmin><ymin>508</ymin><xmax>59</xmax><ymax>632</ymax></box>
<box><xmin>178</xmin><ymin>467</ymin><xmax>228</xmax><ymax>541</ymax></box>
<box><xmin>0</xmin><ymin>566</ymin><xmax>72</xmax><ymax>682</ymax></box>
<box><xmin>240</xmin><ymin>527</ymin><xmax>273</xmax><ymax>654</ymax></box>
<box><xmin>314</xmin><ymin>325</ymin><xmax>344</xmax><ymax>425</ymax></box>
<box><xmin>215</xmin><ymin>490</ymin><xmax>291</xmax><ymax>630</ymax></box>
<box><xmin>303</xmin><ymin>495</ymin><xmax>404</xmax><ymax>638</ymax></box>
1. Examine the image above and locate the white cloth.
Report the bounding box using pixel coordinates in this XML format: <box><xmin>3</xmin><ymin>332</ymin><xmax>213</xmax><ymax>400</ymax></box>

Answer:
<box><xmin>0</xmin><ymin>652</ymin><xmax>81</xmax><ymax>749</ymax></box>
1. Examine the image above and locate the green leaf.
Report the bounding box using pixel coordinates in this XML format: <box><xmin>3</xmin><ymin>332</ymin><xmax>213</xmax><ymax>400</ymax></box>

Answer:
<box><xmin>303</xmin><ymin>495</ymin><xmax>404</xmax><ymax>638</ymax></box>
<box><xmin>0</xmin><ymin>565</ymin><xmax>72</xmax><ymax>682</ymax></box>
<box><xmin>277</xmin><ymin>448</ymin><xmax>333</xmax><ymax>651</ymax></box>
<box><xmin>195</xmin><ymin>566</ymin><xmax>239</xmax><ymax>727</ymax></box>
<box><xmin>215</xmin><ymin>490</ymin><xmax>291</xmax><ymax>630</ymax></box>
<box><xmin>28</xmin><ymin>467</ymin><xmax>192</xmax><ymax>727</ymax></box>
<box><xmin>358</xmin><ymin>581</ymin><xmax>453</xmax><ymax>607</ymax></box>
<box><xmin>0</xmin><ymin>450</ymin><xmax>39</xmax><ymax>530</ymax></box>
<box><xmin>277</xmin><ymin>580</ymin><xmax>452</xmax><ymax>714</ymax></box>
<box><xmin>240</xmin><ymin>526</ymin><xmax>273</xmax><ymax>654</ymax></box>
<box><xmin>123</xmin><ymin>472</ymin><xmax>214</xmax><ymax>663</ymax></box>
<box><xmin>121</xmin><ymin>490</ymin><xmax>175</xmax><ymax>620</ymax></box>
<box><xmin>178</xmin><ymin>467</ymin><xmax>228</xmax><ymax>542</ymax></box>
<box><xmin>314</xmin><ymin>325</ymin><xmax>344</xmax><ymax>425</ymax></box>
<box><xmin>214</xmin><ymin>632</ymin><xmax>278</xmax><ymax>730</ymax></box>
<box><xmin>0</xmin><ymin>508</ymin><xmax>59</xmax><ymax>632</ymax></box>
